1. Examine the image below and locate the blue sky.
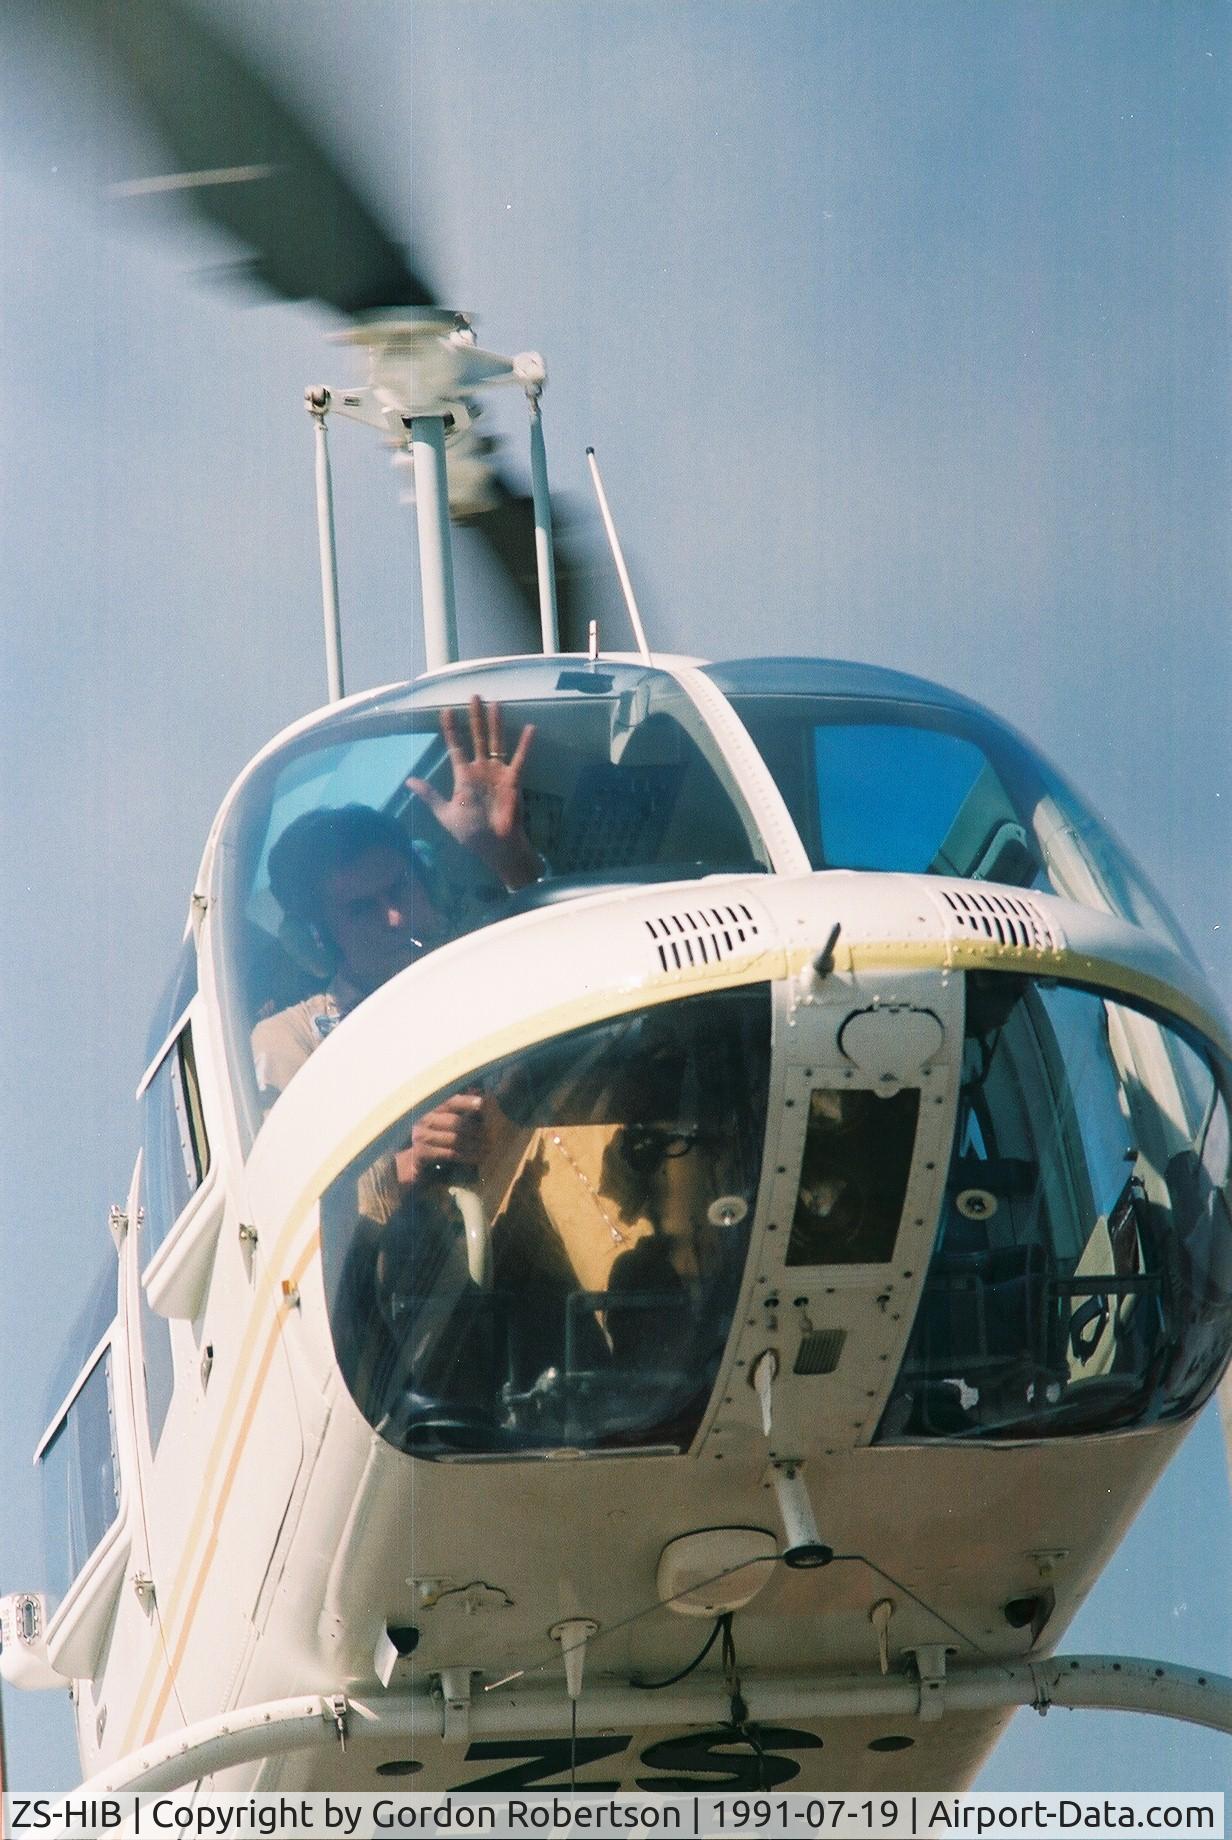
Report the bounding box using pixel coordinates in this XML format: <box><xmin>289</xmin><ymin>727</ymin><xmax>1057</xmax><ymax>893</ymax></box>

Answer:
<box><xmin>0</xmin><ymin>0</ymin><xmax>1228</xmax><ymax>1791</ymax></box>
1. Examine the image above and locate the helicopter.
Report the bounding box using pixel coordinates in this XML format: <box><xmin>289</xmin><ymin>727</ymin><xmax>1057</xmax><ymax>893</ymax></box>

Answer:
<box><xmin>2</xmin><ymin>0</ymin><xmax>1231</xmax><ymax>1801</ymax></box>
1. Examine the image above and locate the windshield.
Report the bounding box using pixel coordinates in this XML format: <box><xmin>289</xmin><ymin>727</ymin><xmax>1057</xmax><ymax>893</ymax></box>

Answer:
<box><xmin>705</xmin><ymin>657</ymin><xmax>1190</xmax><ymax>952</ymax></box>
<box><xmin>319</xmin><ymin>986</ymin><xmax>771</xmax><ymax>1459</ymax></box>
<box><xmin>878</xmin><ymin>974</ymin><xmax>1232</xmax><ymax>1442</ymax></box>
<box><xmin>218</xmin><ymin>660</ymin><xmax>769</xmax><ymax>1142</ymax></box>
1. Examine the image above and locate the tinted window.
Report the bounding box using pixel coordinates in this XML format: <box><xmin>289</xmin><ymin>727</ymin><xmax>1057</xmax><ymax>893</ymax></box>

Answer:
<box><xmin>220</xmin><ymin>661</ymin><xmax>769</xmax><ymax>1138</ymax></box>
<box><xmin>733</xmin><ymin>696</ymin><xmax>1046</xmax><ymax>888</ymax></box>
<box><xmin>39</xmin><ymin>1354</ymin><xmax>120</xmax><ymax>1603</ymax></box>
<box><xmin>41</xmin><ymin>1262</ymin><xmax>116</xmax><ymax>1432</ymax></box>
<box><xmin>705</xmin><ymin>657</ymin><xmax>1193</xmax><ymax>956</ymax></box>
<box><xmin>138</xmin><ymin>1029</ymin><xmax>207</xmax><ymax>1441</ymax></box>
<box><xmin>878</xmin><ymin>975</ymin><xmax>1232</xmax><ymax>1442</ymax></box>
<box><xmin>787</xmin><ymin>1087</ymin><xmax>919</xmax><ymax>1265</ymax></box>
<box><xmin>141</xmin><ymin>1027</ymin><xmax>210</xmax><ymax>1265</ymax></box>
<box><xmin>143</xmin><ymin>938</ymin><xmax>198</xmax><ymax>1068</ymax></box>
<box><xmin>320</xmin><ymin>987</ymin><xmax>772</xmax><ymax>1459</ymax></box>
<box><xmin>813</xmin><ymin>725</ymin><xmax>992</xmax><ymax>875</ymax></box>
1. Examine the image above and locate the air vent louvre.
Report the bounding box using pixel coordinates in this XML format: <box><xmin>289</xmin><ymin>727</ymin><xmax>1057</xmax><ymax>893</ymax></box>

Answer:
<box><xmin>645</xmin><ymin>903</ymin><xmax>760</xmax><ymax>974</ymax></box>
<box><xmin>794</xmin><ymin>1328</ymin><xmax>847</xmax><ymax>1376</ymax></box>
<box><xmin>940</xmin><ymin>886</ymin><xmax>1059</xmax><ymax>953</ymax></box>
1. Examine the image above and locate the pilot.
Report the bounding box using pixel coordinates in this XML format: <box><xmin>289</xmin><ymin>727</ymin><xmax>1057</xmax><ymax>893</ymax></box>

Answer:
<box><xmin>252</xmin><ymin>695</ymin><xmax>542</xmax><ymax>1202</ymax></box>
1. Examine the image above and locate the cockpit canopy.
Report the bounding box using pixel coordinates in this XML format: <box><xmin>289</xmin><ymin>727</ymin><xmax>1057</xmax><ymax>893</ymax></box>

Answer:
<box><xmin>704</xmin><ymin>657</ymin><xmax>1185</xmax><ymax>945</ymax></box>
<box><xmin>216</xmin><ymin>659</ymin><xmax>770</xmax><ymax>1143</ymax></box>
<box><xmin>128</xmin><ymin>652</ymin><xmax>1232</xmax><ymax>1467</ymax></box>
<box><xmin>213</xmin><ymin>654</ymin><xmax>1191</xmax><ymax>1147</ymax></box>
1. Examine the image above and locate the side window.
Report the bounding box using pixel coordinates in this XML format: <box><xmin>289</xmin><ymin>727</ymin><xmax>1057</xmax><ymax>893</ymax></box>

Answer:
<box><xmin>143</xmin><ymin>938</ymin><xmax>198</xmax><ymax>1070</ymax></box>
<box><xmin>138</xmin><ymin>1024</ymin><xmax>210</xmax><ymax>1449</ymax></box>
<box><xmin>142</xmin><ymin>1025</ymin><xmax>210</xmax><ymax>1265</ymax></box>
<box><xmin>38</xmin><ymin>1352</ymin><xmax>121</xmax><ymax>1605</ymax></box>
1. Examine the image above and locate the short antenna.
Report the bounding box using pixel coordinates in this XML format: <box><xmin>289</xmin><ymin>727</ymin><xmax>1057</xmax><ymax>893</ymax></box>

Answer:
<box><xmin>586</xmin><ymin>447</ymin><xmax>652</xmax><ymax>664</ymax></box>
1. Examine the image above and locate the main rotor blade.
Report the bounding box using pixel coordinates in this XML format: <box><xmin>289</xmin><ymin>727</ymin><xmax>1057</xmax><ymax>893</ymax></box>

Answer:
<box><xmin>15</xmin><ymin>0</ymin><xmax>606</xmax><ymax>657</ymax></box>
<box><xmin>30</xmin><ymin>0</ymin><xmax>434</xmax><ymax>316</ymax></box>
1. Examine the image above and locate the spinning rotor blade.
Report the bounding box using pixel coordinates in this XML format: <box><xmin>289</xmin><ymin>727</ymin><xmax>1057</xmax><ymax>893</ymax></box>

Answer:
<box><xmin>23</xmin><ymin>0</ymin><xmax>434</xmax><ymax>316</ymax></box>
<box><xmin>17</xmin><ymin>0</ymin><xmax>597</xmax><ymax>652</ymax></box>
<box><xmin>459</xmin><ymin>486</ymin><xmax>596</xmax><ymax>656</ymax></box>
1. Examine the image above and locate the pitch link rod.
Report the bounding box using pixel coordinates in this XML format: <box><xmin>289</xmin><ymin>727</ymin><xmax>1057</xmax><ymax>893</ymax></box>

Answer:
<box><xmin>519</xmin><ymin>360</ymin><xmax>560</xmax><ymax>656</ymax></box>
<box><xmin>70</xmin><ymin>1656</ymin><xmax>1232</xmax><ymax>1795</ymax></box>
<box><xmin>306</xmin><ymin>389</ymin><xmax>345</xmax><ymax>703</ymax></box>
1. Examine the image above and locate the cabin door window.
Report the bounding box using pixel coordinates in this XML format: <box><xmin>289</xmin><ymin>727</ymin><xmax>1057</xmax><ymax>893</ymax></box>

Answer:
<box><xmin>37</xmin><ymin>1352</ymin><xmax>120</xmax><ymax>1605</ymax></box>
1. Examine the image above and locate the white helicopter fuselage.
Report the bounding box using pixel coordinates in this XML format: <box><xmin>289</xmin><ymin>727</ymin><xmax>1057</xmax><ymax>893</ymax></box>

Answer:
<box><xmin>8</xmin><ymin>652</ymin><xmax>1232</xmax><ymax>1793</ymax></box>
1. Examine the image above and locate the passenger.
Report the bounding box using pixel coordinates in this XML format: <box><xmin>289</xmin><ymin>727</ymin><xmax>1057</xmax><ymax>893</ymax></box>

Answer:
<box><xmin>253</xmin><ymin>696</ymin><xmax>542</xmax><ymax>1187</ymax></box>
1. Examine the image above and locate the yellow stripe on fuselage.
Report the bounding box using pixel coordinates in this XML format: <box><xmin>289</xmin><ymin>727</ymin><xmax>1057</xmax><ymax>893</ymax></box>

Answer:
<box><xmin>822</xmin><ymin>937</ymin><xmax>1232</xmax><ymax>1065</ymax></box>
<box><xmin>123</xmin><ymin>1233</ymin><xmax>318</xmax><ymax>1751</ymax></box>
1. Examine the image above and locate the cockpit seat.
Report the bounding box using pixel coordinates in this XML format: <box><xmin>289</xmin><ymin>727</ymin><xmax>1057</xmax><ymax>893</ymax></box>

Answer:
<box><xmin>908</xmin><ymin>1242</ymin><xmax>1056</xmax><ymax>1431</ymax></box>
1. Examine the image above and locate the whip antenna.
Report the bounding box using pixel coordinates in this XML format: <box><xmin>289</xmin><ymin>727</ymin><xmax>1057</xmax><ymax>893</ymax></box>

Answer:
<box><xmin>586</xmin><ymin>447</ymin><xmax>652</xmax><ymax>663</ymax></box>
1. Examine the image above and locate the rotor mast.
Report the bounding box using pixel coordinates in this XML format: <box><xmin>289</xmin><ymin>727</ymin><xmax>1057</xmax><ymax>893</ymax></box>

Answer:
<box><xmin>308</xmin><ymin>310</ymin><xmax>559</xmax><ymax>689</ymax></box>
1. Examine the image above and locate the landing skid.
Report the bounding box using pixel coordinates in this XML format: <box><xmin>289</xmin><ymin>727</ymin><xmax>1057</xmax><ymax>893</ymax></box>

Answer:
<box><xmin>75</xmin><ymin>1654</ymin><xmax>1232</xmax><ymax>1793</ymax></box>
